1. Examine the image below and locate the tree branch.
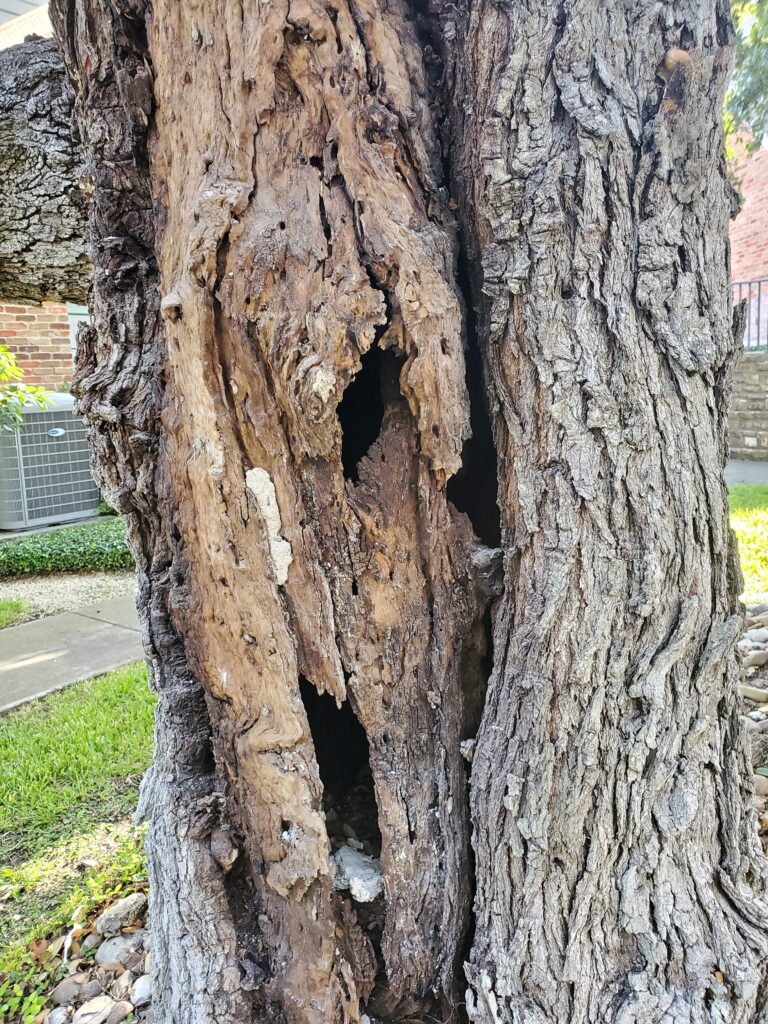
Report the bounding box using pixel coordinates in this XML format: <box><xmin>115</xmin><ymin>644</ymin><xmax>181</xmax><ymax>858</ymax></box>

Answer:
<box><xmin>0</xmin><ymin>36</ymin><xmax>88</xmax><ymax>304</ymax></box>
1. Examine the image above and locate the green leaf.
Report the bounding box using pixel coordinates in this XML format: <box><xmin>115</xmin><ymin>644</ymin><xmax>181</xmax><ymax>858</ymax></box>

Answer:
<box><xmin>726</xmin><ymin>2</ymin><xmax>768</xmax><ymax>149</ymax></box>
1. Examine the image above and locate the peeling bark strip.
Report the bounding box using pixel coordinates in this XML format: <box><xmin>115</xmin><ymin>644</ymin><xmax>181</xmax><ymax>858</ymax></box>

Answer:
<box><xmin>0</xmin><ymin>38</ymin><xmax>87</xmax><ymax>304</ymax></box>
<box><xmin>39</xmin><ymin>0</ymin><xmax>768</xmax><ymax>1020</ymax></box>
<box><xmin>442</xmin><ymin>1</ymin><xmax>768</xmax><ymax>1020</ymax></box>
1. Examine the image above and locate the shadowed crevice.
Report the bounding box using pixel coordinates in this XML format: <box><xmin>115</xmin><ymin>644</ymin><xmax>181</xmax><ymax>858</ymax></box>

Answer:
<box><xmin>446</xmin><ymin>252</ymin><xmax>501</xmax><ymax>550</ymax></box>
<box><xmin>298</xmin><ymin>677</ymin><xmax>382</xmax><ymax>855</ymax></box>
<box><xmin>338</xmin><ymin>345</ymin><xmax>406</xmax><ymax>483</ymax></box>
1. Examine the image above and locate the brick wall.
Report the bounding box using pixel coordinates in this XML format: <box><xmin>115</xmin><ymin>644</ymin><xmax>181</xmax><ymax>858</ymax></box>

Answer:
<box><xmin>0</xmin><ymin>302</ymin><xmax>74</xmax><ymax>390</ymax></box>
<box><xmin>731</xmin><ymin>146</ymin><xmax>768</xmax><ymax>284</ymax></box>
<box><xmin>728</xmin><ymin>147</ymin><xmax>768</xmax><ymax>460</ymax></box>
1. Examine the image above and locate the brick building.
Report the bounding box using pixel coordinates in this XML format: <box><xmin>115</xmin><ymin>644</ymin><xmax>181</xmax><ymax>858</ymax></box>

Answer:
<box><xmin>0</xmin><ymin>302</ymin><xmax>79</xmax><ymax>389</ymax></box>
<box><xmin>731</xmin><ymin>145</ymin><xmax>768</xmax><ymax>285</ymax></box>
<box><xmin>0</xmin><ymin>4</ymin><xmax>81</xmax><ymax>392</ymax></box>
<box><xmin>728</xmin><ymin>143</ymin><xmax>768</xmax><ymax>459</ymax></box>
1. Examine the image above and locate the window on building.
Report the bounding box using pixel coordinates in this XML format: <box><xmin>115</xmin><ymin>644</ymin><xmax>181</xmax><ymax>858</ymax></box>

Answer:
<box><xmin>66</xmin><ymin>304</ymin><xmax>90</xmax><ymax>359</ymax></box>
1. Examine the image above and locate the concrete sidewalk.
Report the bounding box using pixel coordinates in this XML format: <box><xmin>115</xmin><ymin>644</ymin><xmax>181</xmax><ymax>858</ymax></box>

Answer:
<box><xmin>0</xmin><ymin>593</ymin><xmax>142</xmax><ymax>713</ymax></box>
<box><xmin>726</xmin><ymin>459</ymin><xmax>768</xmax><ymax>485</ymax></box>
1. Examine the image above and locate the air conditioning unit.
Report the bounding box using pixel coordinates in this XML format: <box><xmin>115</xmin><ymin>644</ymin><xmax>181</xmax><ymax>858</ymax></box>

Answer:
<box><xmin>0</xmin><ymin>393</ymin><xmax>99</xmax><ymax>530</ymax></box>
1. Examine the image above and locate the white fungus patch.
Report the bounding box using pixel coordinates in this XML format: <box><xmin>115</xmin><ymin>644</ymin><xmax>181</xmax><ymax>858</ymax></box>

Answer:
<box><xmin>245</xmin><ymin>467</ymin><xmax>293</xmax><ymax>585</ymax></box>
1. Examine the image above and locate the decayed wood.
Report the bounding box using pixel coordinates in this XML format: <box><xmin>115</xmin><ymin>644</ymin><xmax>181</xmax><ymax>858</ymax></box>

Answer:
<box><xmin>147</xmin><ymin>2</ymin><xmax>492</xmax><ymax>1016</ymax></box>
<box><xmin>0</xmin><ymin>37</ymin><xmax>87</xmax><ymax>304</ymax></box>
<box><xmin>441</xmin><ymin>1</ymin><xmax>768</xmax><ymax>1020</ymax></box>
<box><xmin>51</xmin><ymin>1</ymin><xmax>490</xmax><ymax>1020</ymax></box>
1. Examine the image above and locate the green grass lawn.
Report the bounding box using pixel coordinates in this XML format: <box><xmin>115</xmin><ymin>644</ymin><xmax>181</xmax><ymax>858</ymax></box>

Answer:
<box><xmin>729</xmin><ymin>483</ymin><xmax>768</xmax><ymax>606</ymax></box>
<box><xmin>0</xmin><ymin>662</ymin><xmax>154</xmax><ymax>1023</ymax></box>
<box><xmin>0</xmin><ymin>598</ymin><xmax>30</xmax><ymax>629</ymax></box>
<box><xmin>0</xmin><ymin>662</ymin><xmax>155</xmax><ymax>865</ymax></box>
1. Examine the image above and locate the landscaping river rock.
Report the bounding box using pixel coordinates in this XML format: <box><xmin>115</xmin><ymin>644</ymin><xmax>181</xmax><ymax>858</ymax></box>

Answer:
<box><xmin>93</xmin><ymin>893</ymin><xmax>147</xmax><ymax>938</ymax></box>
<box><xmin>40</xmin><ymin>897</ymin><xmax>152</xmax><ymax>1024</ymax></box>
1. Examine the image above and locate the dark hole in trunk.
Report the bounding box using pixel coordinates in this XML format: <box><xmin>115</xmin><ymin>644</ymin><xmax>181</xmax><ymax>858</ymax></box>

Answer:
<box><xmin>446</xmin><ymin>333</ymin><xmax>501</xmax><ymax>548</ymax></box>
<box><xmin>339</xmin><ymin>345</ymin><xmax>404</xmax><ymax>483</ymax></box>
<box><xmin>445</xmin><ymin>238</ymin><xmax>501</xmax><ymax>548</ymax></box>
<box><xmin>299</xmin><ymin>677</ymin><xmax>381</xmax><ymax>855</ymax></box>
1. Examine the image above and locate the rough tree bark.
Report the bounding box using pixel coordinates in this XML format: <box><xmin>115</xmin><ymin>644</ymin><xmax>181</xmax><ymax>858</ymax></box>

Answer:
<box><xmin>443</xmin><ymin>4</ymin><xmax>768</xmax><ymax>1020</ymax></box>
<box><xmin>0</xmin><ymin>37</ymin><xmax>87</xmax><ymax>303</ymax></box>
<box><xmin>1</xmin><ymin>0</ymin><xmax>766</xmax><ymax>1021</ymax></box>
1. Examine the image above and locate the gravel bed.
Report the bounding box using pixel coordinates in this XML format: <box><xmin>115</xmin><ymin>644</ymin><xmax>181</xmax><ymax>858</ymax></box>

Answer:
<box><xmin>0</xmin><ymin>571</ymin><xmax>136</xmax><ymax>621</ymax></box>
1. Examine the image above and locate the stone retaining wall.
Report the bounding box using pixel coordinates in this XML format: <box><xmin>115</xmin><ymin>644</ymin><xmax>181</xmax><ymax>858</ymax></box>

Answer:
<box><xmin>731</xmin><ymin>350</ymin><xmax>768</xmax><ymax>459</ymax></box>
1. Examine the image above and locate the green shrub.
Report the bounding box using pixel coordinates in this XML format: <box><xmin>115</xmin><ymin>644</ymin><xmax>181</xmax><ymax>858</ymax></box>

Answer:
<box><xmin>0</xmin><ymin>519</ymin><xmax>133</xmax><ymax>578</ymax></box>
<box><xmin>0</xmin><ymin>345</ymin><xmax>47</xmax><ymax>433</ymax></box>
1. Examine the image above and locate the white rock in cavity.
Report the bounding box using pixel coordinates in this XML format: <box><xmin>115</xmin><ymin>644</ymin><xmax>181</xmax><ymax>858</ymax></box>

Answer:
<box><xmin>460</xmin><ymin>738</ymin><xmax>476</xmax><ymax>763</ymax></box>
<box><xmin>245</xmin><ymin>468</ymin><xmax>292</xmax><ymax>585</ymax></box>
<box><xmin>332</xmin><ymin>845</ymin><xmax>383</xmax><ymax>903</ymax></box>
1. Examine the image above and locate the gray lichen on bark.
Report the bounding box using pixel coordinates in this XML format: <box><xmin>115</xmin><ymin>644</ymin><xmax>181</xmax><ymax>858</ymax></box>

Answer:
<box><xmin>0</xmin><ymin>37</ymin><xmax>87</xmax><ymax>304</ymax></box>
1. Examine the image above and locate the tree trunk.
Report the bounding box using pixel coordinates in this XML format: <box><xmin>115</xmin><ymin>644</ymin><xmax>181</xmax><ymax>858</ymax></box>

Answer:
<box><xmin>442</xmin><ymin>3</ymin><xmax>768</xmax><ymax>1020</ymax></box>
<box><xmin>0</xmin><ymin>0</ymin><xmax>757</xmax><ymax>1020</ymax></box>
<box><xmin>0</xmin><ymin>37</ymin><xmax>87</xmax><ymax>304</ymax></box>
